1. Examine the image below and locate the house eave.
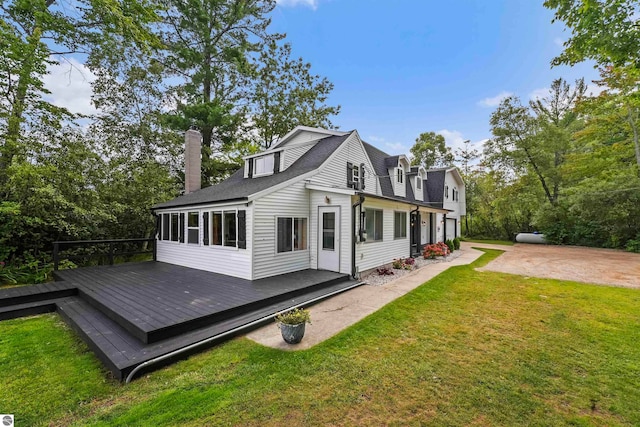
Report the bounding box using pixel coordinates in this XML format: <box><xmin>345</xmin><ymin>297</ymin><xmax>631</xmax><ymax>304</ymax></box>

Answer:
<box><xmin>152</xmin><ymin>197</ymin><xmax>249</xmax><ymax>211</ymax></box>
<box><xmin>360</xmin><ymin>192</ymin><xmax>451</xmax><ymax>213</ymax></box>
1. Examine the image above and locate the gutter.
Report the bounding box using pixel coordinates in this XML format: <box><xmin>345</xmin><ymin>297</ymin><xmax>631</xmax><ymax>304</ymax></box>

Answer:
<box><xmin>124</xmin><ymin>280</ymin><xmax>363</xmax><ymax>383</ymax></box>
<box><xmin>351</xmin><ymin>194</ymin><xmax>365</xmax><ymax>280</ymax></box>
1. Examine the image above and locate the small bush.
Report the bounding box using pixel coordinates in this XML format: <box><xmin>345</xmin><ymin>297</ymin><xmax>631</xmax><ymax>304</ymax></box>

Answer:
<box><xmin>626</xmin><ymin>238</ymin><xmax>640</xmax><ymax>253</ymax></box>
<box><xmin>445</xmin><ymin>239</ymin><xmax>455</xmax><ymax>253</ymax></box>
<box><xmin>376</xmin><ymin>267</ymin><xmax>394</xmax><ymax>276</ymax></box>
<box><xmin>275</xmin><ymin>308</ymin><xmax>311</xmax><ymax>325</ymax></box>
<box><xmin>392</xmin><ymin>259</ymin><xmax>404</xmax><ymax>269</ymax></box>
<box><xmin>453</xmin><ymin>237</ymin><xmax>461</xmax><ymax>250</ymax></box>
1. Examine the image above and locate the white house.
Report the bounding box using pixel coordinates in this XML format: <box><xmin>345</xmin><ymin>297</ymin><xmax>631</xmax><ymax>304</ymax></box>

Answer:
<box><xmin>152</xmin><ymin>126</ymin><xmax>465</xmax><ymax>280</ymax></box>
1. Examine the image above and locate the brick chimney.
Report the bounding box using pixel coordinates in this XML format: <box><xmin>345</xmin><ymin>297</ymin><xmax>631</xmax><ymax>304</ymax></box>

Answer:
<box><xmin>184</xmin><ymin>129</ymin><xmax>202</xmax><ymax>194</ymax></box>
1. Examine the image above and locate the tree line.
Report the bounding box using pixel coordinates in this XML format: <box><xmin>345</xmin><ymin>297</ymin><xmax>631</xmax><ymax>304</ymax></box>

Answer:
<box><xmin>0</xmin><ymin>0</ymin><xmax>340</xmax><ymax>278</ymax></box>
<box><xmin>447</xmin><ymin>0</ymin><xmax>639</xmax><ymax>251</ymax></box>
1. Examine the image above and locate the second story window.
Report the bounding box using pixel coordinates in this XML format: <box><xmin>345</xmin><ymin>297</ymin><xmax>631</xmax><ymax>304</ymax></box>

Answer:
<box><xmin>416</xmin><ymin>177</ymin><xmax>422</xmax><ymax>190</ymax></box>
<box><xmin>397</xmin><ymin>168</ymin><xmax>403</xmax><ymax>184</ymax></box>
<box><xmin>254</xmin><ymin>155</ymin><xmax>274</xmax><ymax>176</ymax></box>
<box><xmin>353</xmin><ymin>165</ymin><xmax>360</xmax><ymax>185</ymax></box>
<box><xmin>445</xmin><ymin>185</ymin><xmax>449</xmax><ymax>199</ymax></box>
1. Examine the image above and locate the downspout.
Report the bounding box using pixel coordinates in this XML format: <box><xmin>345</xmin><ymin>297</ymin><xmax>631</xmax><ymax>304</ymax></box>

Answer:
<box><xmin>352</xmin><ymin>194</ymin><xmax>365</xmax><ymax>279</ymax></box>
<box><xmin>410</xmin><ymin>206</ymin><xmax>419</xmax><ymax>256</ymax></box>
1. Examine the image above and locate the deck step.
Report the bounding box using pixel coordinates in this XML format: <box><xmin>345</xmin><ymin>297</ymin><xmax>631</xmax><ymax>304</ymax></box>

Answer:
<box><xmin>78</xmin><ymin>273</ymin><xmax>352</xmax><ymax>345</ymax></box>
<box><xmin>57</xmin><ymin>280</ymin><xmax>361</xmax><ymax>381</ymax></box>
<box><xmin>0</xmin><ymin>298</ymin><xmax>63</xmax><ymax>321</ymax></box>
<box><xmin>0</xmin><ymin>282</ymin><xmax>76</xmax><ymax>308</ymax></box>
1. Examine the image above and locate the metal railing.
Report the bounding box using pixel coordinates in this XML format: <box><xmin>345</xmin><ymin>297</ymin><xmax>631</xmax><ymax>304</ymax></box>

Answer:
<box><xmin>53</xmin><ymin>238</ymin><xmax>156</xmax><ymax>270</ymax></box>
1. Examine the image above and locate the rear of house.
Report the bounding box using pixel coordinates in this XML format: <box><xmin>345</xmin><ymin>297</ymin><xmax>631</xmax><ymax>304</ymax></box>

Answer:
<box><xmin>153</xmin><ymin>127</ymin><xmax>465</xmax><ymax>280</ymax></box>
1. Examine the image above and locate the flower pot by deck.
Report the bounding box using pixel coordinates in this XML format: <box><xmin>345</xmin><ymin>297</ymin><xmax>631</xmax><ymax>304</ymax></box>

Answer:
<box><xmin>279</xmin><ymin>322</ymin><xmax>306</xmax><ymax>344</ymax></box>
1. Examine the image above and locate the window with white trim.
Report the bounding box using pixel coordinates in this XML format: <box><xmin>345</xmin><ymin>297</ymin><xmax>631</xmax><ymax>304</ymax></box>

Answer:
<box><xmin>352</xmin><ymin>164</ymin><xmax>360</xmax><ymax>186</ymax></box>
<box><xmin>397</xmin><ymin>168</ymin><xmax>403</xmax><ymax>184</ymax></box>
<box><xmin>254</xmin><ymin>154</ymin><xmax>274</xmax><ymax>176</ymax></box>
<box><xmin>394</xmin><ymin>211</ymin><xmax>407</xmax><ymax>239</ymax></box>
<box><xmin>207</xmin><ymin>210</ymin><xmax>237</xmax><ymax>247</ymax></box>
<box><xmin>416</xmin><ymin>177</ymin><xmax>422</xmax><ymax>190</ymax></box>
<box><xmin>365</xmin><ymin>208</ymin><xmax>383</xmax><ymax>242</ymax></box>
<box><xmin>170</xmin><ymin>213</ymin><xmax>179</xmax><ymax>242</ymax></box>
<box><xmin>162</xmin><ymin>213</ymin><xmax>170</xmax><ymax>240</ymax></box>
<box><xmin>445</xmin><ymin>185</ymin><xmax>449</xmax><ymax>199</ymax></box>
<box><xmin>277</xmin><ymin>217</ymin><xmax>308</xmax><ymax>253</ymax></box>
<box><xmin>187</xmin><ymin>212</ymin><xmax>199</xmax><ymax>244</ymax></box>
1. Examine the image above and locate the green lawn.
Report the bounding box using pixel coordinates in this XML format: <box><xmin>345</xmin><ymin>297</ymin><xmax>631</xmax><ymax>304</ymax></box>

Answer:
<box><xmin>1</xmin><ymin>250</ymin><xmax>639</xmax><ymax>426</ymax></box>
<box><xmin>461</xmin><ymin>238</ymin><xmax>515</xmax><ymax>246</ymax></box>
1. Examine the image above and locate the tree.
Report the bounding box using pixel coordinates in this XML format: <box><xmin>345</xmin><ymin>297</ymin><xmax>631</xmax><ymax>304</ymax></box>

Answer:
<box><xmin>409</xmin><ymin>132</ymin><xmax>454</xmax><ymax>169</ymax></box>
<box><xmin>484</xmin><ymin>78</ymin><xmax>586</xmax><ymax>206</ymax></box>
<box><xmin>0</xmin><ymin>0</ymin><xmax>160</xmax><ymax>191</ymax></box>
<box><xmin>249</xmin><ymin>41</ymin><xmax>340</xmax><ymax>149</ymax></box>
<box><xmin>544</xmin><ymin>0</ymin><xmax>640</xmax><ymax>68</ymax></box>
<box><xmin>160</xmin><ymin>0</ymin><xmax>279</xmax><ymax>186</ymax></box>
<box><xmin>455</xmin><ymin>139</ymin><xmax>479</xmax><ymax>235</ymax></box>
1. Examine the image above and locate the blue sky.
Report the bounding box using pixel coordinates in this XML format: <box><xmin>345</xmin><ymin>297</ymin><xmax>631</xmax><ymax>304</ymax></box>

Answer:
<box><xmin>44</xmin><ymin>0</ymin><xmax>600</xmax><ymax>157</ymax></box>
<box><xmin>270</xmin><ymin>0</ymin><xmax>600</xmax><ymax>155</ymax></box>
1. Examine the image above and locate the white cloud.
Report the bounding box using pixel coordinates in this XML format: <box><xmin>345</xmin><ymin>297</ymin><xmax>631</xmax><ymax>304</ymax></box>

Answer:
<box><xmin>276</xmin><ymin>0</ymin><xmax>318</xmax><ymax>9</ymax></box>
<box><xmin>529</xmin><ymin>87</ymin><xmax>549</xmax><ymax>101</ymax></box>
<box><xmin>367</xmin><ymin>135</ymin><xmax>407</xmax><ymax>154</ymax></box>
<box><xmin>437</xmin><ymin>129</ymin><xmax>486</xmax><ymax>154</ymax></box>
<box><xmin>554</xmin><ymin>37</ymin><xmax>564</xmax><ymax>48</ymax></box>
<box><xmin>42</xmin><ymin>57</ymin><xmax>96</xmax><ymax>116</ymax></box>
<box><xmin>477</xmin><ymin>91</ymin><xmax>513</xmax><ymax>108</ymax></box>
<box><xmin>585</xmin><ymin>83</ymin><xmax>606</xmax><ymax>97</ymax></box>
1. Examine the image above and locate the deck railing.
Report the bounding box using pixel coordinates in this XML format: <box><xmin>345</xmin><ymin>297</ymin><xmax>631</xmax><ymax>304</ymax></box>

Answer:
<box><xmin>53</xmin><ymin>238</ymin><xmax>156</xmax><ymax>270</ymax></box>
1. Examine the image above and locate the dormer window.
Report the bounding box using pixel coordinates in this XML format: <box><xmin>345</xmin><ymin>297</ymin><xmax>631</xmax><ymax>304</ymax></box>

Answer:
<box><xmin>254</xmin><ymin>154</ymin><xmax>274</xmax><ymax>176</ymax></box>
<box><xmin>416</xmin><ymin>177</ymin><xmax>422</xmax><ymax>190</ymax></box>
<box><xmin>396</xmin><ymin>168</ymin><xmax>403</xmax><ymax>184</ymax></box>
<box><xmin>445</xmin><ymin>185</ymin><xmax>449</xmax><ymax>199</ymax></box>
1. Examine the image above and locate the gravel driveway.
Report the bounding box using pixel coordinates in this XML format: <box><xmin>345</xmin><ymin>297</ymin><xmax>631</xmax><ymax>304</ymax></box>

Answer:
<box><xmin>469</xmin><ymin>242</ymin><xmax>640</xmax><ymax>288</ymax></box>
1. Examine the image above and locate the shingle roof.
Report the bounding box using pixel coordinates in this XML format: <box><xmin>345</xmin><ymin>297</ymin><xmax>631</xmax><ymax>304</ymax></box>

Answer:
<box><xmin>362</xmin><ymin>142</ymin><xmax>395</xmax><ymax>198</ymax></box>
<box><xmin>363</xmin><ymin>141</ymin><xmax>446</xmax><ymax>211</ymax></box>
<box><xmin>153</xmin><ymin>134</ymin><xmax>350</xmax><ymax>209</ymax></box>
<box><xmin>425</xmin><ymin>169</ymin><xmax>446</xmax><ymax>208</ymax></box>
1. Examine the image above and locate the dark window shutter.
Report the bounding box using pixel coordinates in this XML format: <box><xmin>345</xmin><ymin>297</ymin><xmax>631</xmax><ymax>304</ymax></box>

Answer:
<box><xmin>179</xmin><ymin>213</ymin><xmax>185</xmax><ymax>243</ymax></box>
<box><xmin>347</xmin><ymin>162</ymin><xmax>354</xmax><ymax>188</ymax></box>
<box><xmin>203</xmin><ymin>212</ymin><xmax>209</xmax><ymax>245</ymax></box>
<box><xmin>248</xmin><ymin>159</ymin><xmax>253</xmax><ymax>178</ymax></box>
<box><xmin>273</xmin><ymin>152</ymin><xmax>281</xmax><ymax>174</ymax></box>
<box><xmin>237</xmin><ymin>210</ymin><xmax>246</xmax><ymax>249</ymax></box>
<box><xmin>155</xmin><ymin>214</ymin><xmax>161</xmax><ymax>239</ymax></box>
<box><xmin>359</xmin><ymin>163</ymin><xmax>366</xmax><ymax>191</ymax></box>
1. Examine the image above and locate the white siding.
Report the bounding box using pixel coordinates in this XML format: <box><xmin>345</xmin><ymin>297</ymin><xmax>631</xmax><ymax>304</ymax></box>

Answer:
<box><xmin>355</xmin><ymin>198</ymin><xmax>411</xmax><ymax>273</ymax></box>
<box><xmin>252</xmin><ymin>181</ymin><xmax>311</xmax><ymax>279</ymax></box>
<box><xmin>311</xmin><ymin>132</ymin><xmax>380</xmax><ymax>196</ymax></box>
<box><xmin>442</xmin><ymin>171</ymin><xmax>463</xmax><ymax>238</ymax></box>
<box><xmin>309</xmin><ymin>191</ymin><xmax>352</xmax><ymax>275</ymax></box>
<box><xmin>279</xmin><ymin>130</ymin><xmax>330</xmax><ymax>147</ymax></box>
<box><xmin>156</xmin><ymin>203</ymin><xmax>253</xmax><ymax>279</ymax></box>
<box><xmin>283</xmin><ymin>144</ymin><xmax>313</xmax><ymax>170</ymax></box>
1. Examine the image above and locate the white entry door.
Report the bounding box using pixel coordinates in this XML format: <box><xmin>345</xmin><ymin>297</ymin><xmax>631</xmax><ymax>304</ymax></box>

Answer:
<box><xmin>318</xmin><ymin>206</ymin><xmax>340</xmax><ymax>272</ymax></box>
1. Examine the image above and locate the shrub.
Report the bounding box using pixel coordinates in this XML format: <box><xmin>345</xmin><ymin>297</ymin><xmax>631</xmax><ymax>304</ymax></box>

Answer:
<box><xmin>275</xmin><ymin>308</ymin><xmax>311</xmax><ymax>325</ymax></box>
<box><xmin>445</xmin><ymin>239</ymin><xmax>455</xmax><ymax>253</ymax></box>
<box><xmin>392</xmin><ymin>259</ymin><xmax>404</xmax><ymax>269</ymax></box>
<box><xmin>626</xmin><ymin>238</ymin><xmax>640</xmax><ymax>253</ymax></box>
<box><xmin>423</xmin><ymin>242</ymin><xmax>450</xmax><ymax>259</ymax></box>
<box><xmin>404</xmin><ymin>257</ymin><xmax>415</xmax><ymax>266</ymax></box>
<box><xmin>453</xmin><ymin>237</ymin><xmax>461</xmax><ymax>250</ymax></box>
<box><xmin>376</xmin><ymin>266</ymin><xmax>394</xmax><ymax>276</ymax></box>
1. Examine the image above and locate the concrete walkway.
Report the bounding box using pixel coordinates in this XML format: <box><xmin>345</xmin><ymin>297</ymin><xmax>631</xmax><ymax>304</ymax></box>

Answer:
<box><xmin>246</xmin><ymin>244</ymin><xmax>493</xmax><ymax>350</ymax></box>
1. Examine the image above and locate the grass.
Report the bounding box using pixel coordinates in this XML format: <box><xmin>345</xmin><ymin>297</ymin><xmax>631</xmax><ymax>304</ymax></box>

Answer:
<box><xmin>1</xmin><ymin>249</ymin><xmax>640</xmax><ymax>426</ymax></box>
<box><xmin>462</xmin><ymin>237</ymin><xmax>515</xmax><ymax>246</ymax></box>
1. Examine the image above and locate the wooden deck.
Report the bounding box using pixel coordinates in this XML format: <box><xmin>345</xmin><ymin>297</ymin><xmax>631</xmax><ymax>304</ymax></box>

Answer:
<box><xmin>0</xmin><ymin>262</ymin><xmax>360</xmax><ymax>381</ymax></box>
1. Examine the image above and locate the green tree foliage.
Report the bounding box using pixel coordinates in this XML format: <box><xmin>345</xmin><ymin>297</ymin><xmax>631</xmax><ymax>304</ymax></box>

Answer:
<box><xmin>484</xmin><ymin>78</ymin><xmax>586</xmax><ymax>206</ymax></box>
<box><xmin>249</xmin><ymin>41</ymin><xmax>341</xmax><ymax>149</ymax></box>
<box><xmin>545</xmin><ymin>0</ymin><xmax>640</xmax><ymax>68</ymax></box>
<box><xmin>410</xmin><ymin>131</ymin><xmax>454</xmax><ymax>169</ymax></box>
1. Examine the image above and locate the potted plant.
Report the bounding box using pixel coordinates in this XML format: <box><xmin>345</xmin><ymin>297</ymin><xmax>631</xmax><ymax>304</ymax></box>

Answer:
<box><xmin>275</xmin><ymin>308</ymin><xmax>311</xmax><ymax>344</ymax></box>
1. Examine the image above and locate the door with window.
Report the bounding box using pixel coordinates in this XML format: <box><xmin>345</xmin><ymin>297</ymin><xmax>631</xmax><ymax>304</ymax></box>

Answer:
<box><xmin>318</xmin><ymin>206</ymin><xmax>340</xmax><ymax>272</ymax></box>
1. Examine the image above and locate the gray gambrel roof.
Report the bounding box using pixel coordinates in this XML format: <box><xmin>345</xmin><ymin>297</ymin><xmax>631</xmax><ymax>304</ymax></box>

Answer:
<box><xmin>362</xmin><ymin>142</ymin><xmax>443</xmax><ymax>210</ymax></box>
<box><xmin>153</xmin><ymin>134</ymin><xmax>349</xmax><ymax>209</ymax></box>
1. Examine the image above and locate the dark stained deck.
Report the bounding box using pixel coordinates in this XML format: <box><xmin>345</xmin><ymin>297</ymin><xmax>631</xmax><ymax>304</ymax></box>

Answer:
<box><xmin>0</xmin><ymin>262</ymin><xmax>361</xmax><ymax>381</ymax></box>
